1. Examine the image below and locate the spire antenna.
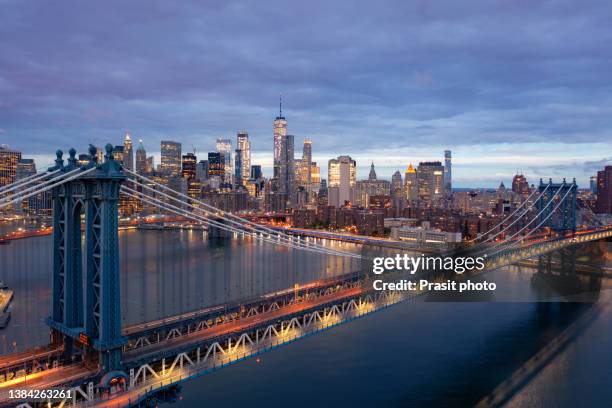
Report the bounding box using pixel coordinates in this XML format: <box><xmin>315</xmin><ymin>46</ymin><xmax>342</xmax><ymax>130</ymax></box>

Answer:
<box><xmin>279</xmin><ymin>93</ymin><xmax>283</xmax><ymax>117</ymax></box>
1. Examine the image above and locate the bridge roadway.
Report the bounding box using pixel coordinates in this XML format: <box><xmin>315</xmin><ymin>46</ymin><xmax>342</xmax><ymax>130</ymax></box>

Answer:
<box><xmin>123</xmin><ymin>285</ymin><xmax>363</xmax><ymax>364</ymax></box>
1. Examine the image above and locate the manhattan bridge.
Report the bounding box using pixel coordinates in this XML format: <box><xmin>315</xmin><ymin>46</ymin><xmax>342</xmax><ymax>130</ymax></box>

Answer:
<box><xmin>0</xmin><ymin>144</ymin><xmax>610</xmax><ymax>407</ymax></box>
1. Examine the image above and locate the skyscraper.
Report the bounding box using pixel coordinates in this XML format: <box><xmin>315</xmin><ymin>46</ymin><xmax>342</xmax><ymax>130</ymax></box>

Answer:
<box><xmin>216</xmin><ymin>138</ymin><xmax>233</xmax><ymax>182</ymax></box>
<box><xmin>273</xmin><ymin>97</ymin><xmax>287</xmax><ymax>180</ymax></box>
<box><xmin>161</xmin><ymin>141</ymin><xmax>182</xmax><ymax>177</ymax></box>
<box><xmin>182</xmin><ymin>153</ymin><xmax>199</xmax><ymax>198</ymax></box>
<box><xmin>444</xmin><ymin>150</ymin><xmax>452</xmax><ymax>193</ymax></box>
<box><xmin>301</xmin><ymin>139</ymin><xmax>312</xmax><ymax>188</ymax></box>
<box><xmin>234</xmin><ymin>148</ymin><xmax>243</xmax><ymax>184</ymax></box>
<box><xmin>236</xmin><ymin>131</ymin><xmax>251</xmax><ymax>186</ymax></box>
<box><xmin>0</xmin><ymin>145</ymin><xmax>21</xmax><ymax>187</ymax></box>
<box><xmin>328</xmin><ymin>155</ymin><xmax>356</xmax><ymax>207</ymax></box>
<box><xmin>417</xmin><ymin>161</ymin><xmax>444</xmax><ymax>202</ymax></box>
<box><xmin>123</xmin><ymin>133</ymin><xmax>134</xmax><ymax>171</ymax></box>
<box><xmin>512</xmin><ymin>174</ymin><xmax>529</xmax><ymax>196</ymax></box>
<box><xmin>595</xmin><ymin>165</ymin><xmax>612</xmax><ymax>214</ymax></box>
<box><xmin>283</xmin><ymin>134</ymin><xmax>295</xmax><ymax>201</ymax></box>
<box><xmin>135</xmin><ymin>139</ymin><xmax>147</xmax><ymax>174</ymax></box>
<box><xmin>208</xmin><ymin>152</ymin><xmax>224</xmax><ymax>177</ymax></box>
<box><xmin>404</xmin><ymin>164</ymin><xmax>418</xmax><ymax>202</ymax></box>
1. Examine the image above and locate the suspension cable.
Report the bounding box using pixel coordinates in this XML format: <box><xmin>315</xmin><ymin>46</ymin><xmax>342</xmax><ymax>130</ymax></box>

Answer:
<box><xmin>470</xmin><ymin>184</ymin><xmax>546</xmax><ymax>243</ymax></box>
<box><xmin>121</xmin><ymin>187</ymin><xmax>360</xmax><ymax>258</ymax></box>
<box><xmin>126</xmin><ymin>172</ymin><xmax>359</xmax><ymax>257</ymax></box>
<box><xmin>0</xmin><ymin>167</ymin><xmax>96</xmax><ymax>210</ymax></box>
<box><xmin>489</xmin><ymin>183</ymin><xmax>566</xmax><ymax>251</ymax></box>
<box><xmin>489</xmin><ymin>185</ymin><xmax>576</xmax><ymax>256</ymax></box>
<box><xmin>0</xmin><ymin>169</ymin><xmax>61</xmax><ymax>196</ymax></box>
<box><xmin>122</xmin><ymin>184</ymin><xmax>359</xmax><ymax>258</ymax></box>
<box><xmin>0</xmin><ymin>167</ymin><xmax>82</xmax><ymax>206</ymax></box>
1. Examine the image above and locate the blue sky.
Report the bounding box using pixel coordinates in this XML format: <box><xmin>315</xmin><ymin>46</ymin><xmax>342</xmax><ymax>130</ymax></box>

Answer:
<box><xmin>1</xmin><ymin>0</ymin><xmax>611</xmax><ymax>187</ymax></box>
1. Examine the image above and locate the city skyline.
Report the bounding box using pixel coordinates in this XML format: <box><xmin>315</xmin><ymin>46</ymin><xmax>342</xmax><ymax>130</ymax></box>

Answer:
<box><xmin>1</xmin><ymin>1</ymin><xmax>611</xmax><ymax>187</ymax></box>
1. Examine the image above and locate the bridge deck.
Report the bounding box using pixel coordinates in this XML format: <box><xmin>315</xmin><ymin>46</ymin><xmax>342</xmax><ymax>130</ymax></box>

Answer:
<box><xmin>125</xmin><ymin>285</ymin><xmax>363</xmax><ymax>364</ymax></box>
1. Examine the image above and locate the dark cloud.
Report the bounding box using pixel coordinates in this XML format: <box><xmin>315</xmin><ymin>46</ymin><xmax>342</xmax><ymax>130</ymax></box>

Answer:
<box><xmin>0</xmin><ymin>0</ymin><xmax>611</xmax><ymax>178</ymax></box>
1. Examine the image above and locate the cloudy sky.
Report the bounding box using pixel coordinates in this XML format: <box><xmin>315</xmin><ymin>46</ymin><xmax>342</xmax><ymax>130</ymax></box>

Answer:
<box><xmin>1</xmin><ymin>0</ymin><xmax>611</xmax><ymax>187</ymax></box>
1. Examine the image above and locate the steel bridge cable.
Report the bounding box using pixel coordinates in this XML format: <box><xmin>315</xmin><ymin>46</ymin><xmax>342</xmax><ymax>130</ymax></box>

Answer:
<box><xmin>489</xmin><ymin>185</ymin><xmax>576</xmax><ymax>256</ymax></box>
<box><xmin>0</xmin><ymin>168</ymin><xmax>62</xmax><ymax>197</ymax></box>
<box><xmin>0</xmin><ymin>167</ymin><xmax>96</xmax><ymax>210</ymax></box>
<box><xmin>125</xmin><ymin>169</ymin><xmax>355</xmax><ymax>255</ymax></box>
<box><xmin>469</xmin><ymin>184</ymin><xmax>546</xmax><ymax>243</ymax></box>
<box><xmin>121</xmin><ymin>185</ymin><xmax>360</xmax><ymax>258</ymax></box>
<box><xmin>0</xmin><ymin>167</ymin><xmax>82</xmax><ymax>206</ymax></box>
<box><xmin>126</xmin><ymin>171</ymin><xmax>359</xmax><ymax>258</ymax></box>
<box><xmin>121</xmin><ymin>189</ymin><xmax>345</xmax><ymax>258</ymax></box>
<box><xmin>121</xmin><ymin>187</ymin><xmax>360</xmax><ymax>258</ymax></box>
<box><xmin>479</xmin><ymin>183</ymin><xmax>552</xmax><ymax>245</ymax></box>
<box><xmin>489</xmin><ymin>183</ymin><xmax>566</xmax><ymax>252</ymax></box>
<box><xmin>0</xmin><ymin>161</ymin><xmax>56</xmax><ymax>193</ymax></box>
<box><xmin>126</xmin><ymin>170</ymin><xmax>357</xmax><ymax>257</ymax></box>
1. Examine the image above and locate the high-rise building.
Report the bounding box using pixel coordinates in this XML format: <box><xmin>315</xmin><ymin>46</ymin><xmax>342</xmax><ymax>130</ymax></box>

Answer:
<box><xmin>135</xmin><ymin>139</ymin><xmax>148</xmax><ymax>174</ymax></box>
<box><xmin>444</xmin><ymin>150</ymin><xmax>452</xmax><ymax>193</ymax></box>
<box><xmin>590</xmin><ymin>175</ymin><xmax>598</xmax><ymax>194</ymax></box>
<box><xmin>196</xmin><ymin>160</ymin><xmax>209</xmax><ymax>182</ymax></box>
<box><xmin>300</xmin><ymin>139</ymin><xmax>312</xmax><ymax>189</ymax></box>
<box><xmin>595</xmin><ymin>165</ymin><xmax>612</xmax><ymax>214</ymax></box>
<box><xmin>145</xmin><ymin>156</ymin><xmax>154</xmax><ymax>173</ymax></box>
<box><xmin>234</xmin><ymin>149</ymin><xmax>243</xmax><ymax>184</ymax></box>
<box><xmin>208</xmin><ymin>152</ymin><xmax>225</xmax><ymax>177</ymax></box>
<box><xmin>328</xmin><ymin>155</ymin><xmax>356</xmax><ymax>207</ymax></box>
<box><xmin>182</xmin><ymin>153</ymin><xmax>199</xmax><ymax>198</ymax></box>
<box><xmin>123</xmin><ymin>133</ymin><xmax>134</xmax><ymax>171</ymax></box>
<box><xmin>236</xmin><ymin>131</ymin><xmax>251</xmax><ymax>185</ymax></box>
<box><xmin>512</xmin><ymin>174</ymin><xmax>529</xmax><ymax>196</ymax></box>
<box><xmin>355</xmin><ymin>163</ymin><xmax>390</xmax><ymax>208</ymax></box>
<box><xmin>404</xmin><ymin>164</ymin><xmax>418</xmax><ymax>202</ymax></box>
<box><xmin>216</xmin><ymin>138</ymin><xmax>233</xmax><ymax>182</ymax></box>
<box><xmin>161</xmin><ymin>141</ymin><xmax>182</xmax><ymax>177</ymax></box>
<box><xmin>0</xmin><ymin>145</ymin><xmax>22</xmax><ymax>187</ymax></box>
<box><xmin>273</xmin><ymin>97</ymin><xmax>287</xmax><ymax>180</ymax></box>
<box><xmin>250</xmin><ymin>165</ymin><xmax>263</xmax><ymax>180</ymax></box>
<box><xmin>181</xmin><ymin>153</ymin><xmax>197</xmax><ymax>180</ymax></box>
<box><xmin>417</xmin><ymin>161</ymin><xmax>444</xmax><ymax>202</ymax></box>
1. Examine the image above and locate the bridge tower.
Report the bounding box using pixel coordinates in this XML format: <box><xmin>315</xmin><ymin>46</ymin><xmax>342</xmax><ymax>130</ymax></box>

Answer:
<box><xmin>537</xmin><ymin>178</ymin><xmax>577</xmax><ymax>234</ymax></box>
<box><xmin>48</xmin><ymin>144</ymin><xmax>127</xmax><ymax>374</ymax></box>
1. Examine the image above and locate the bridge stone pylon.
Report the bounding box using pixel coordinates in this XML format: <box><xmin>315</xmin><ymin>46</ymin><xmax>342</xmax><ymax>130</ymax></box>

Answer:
<box><xmin>47</xmin><ymin>144</ymin><xmax>127</xmax><ymax>373</ymax></box>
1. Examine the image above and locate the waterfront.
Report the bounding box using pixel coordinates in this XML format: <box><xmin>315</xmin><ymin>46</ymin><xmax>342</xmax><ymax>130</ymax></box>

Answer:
<box><xmin>0</xmin><ymin>227</ymin><xmax>610</xmax><ymax>407</ymax></box>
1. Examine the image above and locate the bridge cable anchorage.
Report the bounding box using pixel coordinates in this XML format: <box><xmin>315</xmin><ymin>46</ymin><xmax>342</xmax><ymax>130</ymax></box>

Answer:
<box><xmin>122</xmin><ymin>180</ymin><xmax>356</xmax><ymax>258</ymax></box>
<box><xmin>0</xmin><ymin>167</ymin><xmax>61</xmax><ymax>196</ymax></box>
<box><xmin>125</xmin><ymin>170</ymin><xmax>359</xmax><ymax>257</ymax></box>
<box><xmin>489</xmin><ymin>184</ymin><xmax>577</xmax><ymax>256</ymax></box>
<box><xmin>121</xmin><ymin>186</ymin><xmax>360</xmax><ymax>258</ymax></box>
<box><xmin>471</xmin><ymin>183</ymin><xmax>550</xmax><ymax>244</ymax></box>
<box><xmin>0</xmin><ymin>167</ymin><xmax>95</xmax><ymax>209</ymax></box>
<box><xmin>125</xmin><ymin>170</ymin><xmax>361</xmax><ymax>258</ymax></box>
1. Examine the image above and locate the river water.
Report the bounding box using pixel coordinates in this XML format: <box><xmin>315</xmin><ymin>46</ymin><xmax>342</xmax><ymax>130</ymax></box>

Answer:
<box><xmin>0</xmin><ymin>222</ymin><xmax>610</xmax><ymax>407</ymax></box>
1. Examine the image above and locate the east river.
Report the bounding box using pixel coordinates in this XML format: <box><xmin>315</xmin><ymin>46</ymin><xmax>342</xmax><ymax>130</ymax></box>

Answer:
<box><xmin>0</xmin><ymin>221</ymin><xmax>610</xmax><ymax>407</ymax></box>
